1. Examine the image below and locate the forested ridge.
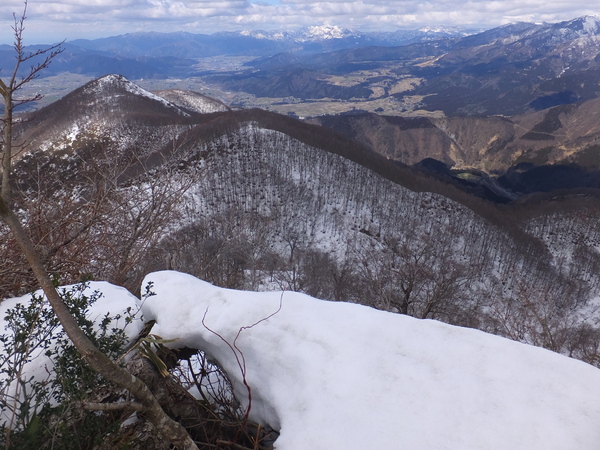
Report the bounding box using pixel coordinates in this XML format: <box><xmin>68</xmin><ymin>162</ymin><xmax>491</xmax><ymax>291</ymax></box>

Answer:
<box><xmin>4</xmin><ymin>4</ymin><xmax>600</xmax><ymax>446</ymax></box>
<box><xmin>2</xmin><ymin>75</ymin><xmax>600</xmax><ymax>366</ymax></box>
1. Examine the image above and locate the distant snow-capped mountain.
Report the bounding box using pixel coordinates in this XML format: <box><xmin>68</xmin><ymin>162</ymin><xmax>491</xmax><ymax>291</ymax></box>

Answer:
<box><xmin>417</xmin><ymin>25</ymin><xmax>476</xmax><ymax>35</ymax></box>
<box><xmin>555</xmin><ymin>15</ymin><xmax>600</xmax><ymax>36</ymax></box>
<box><xmin>232</xmin><ymin>25</ymin><xmax>475</xmax><ymax>43</ymax></box>
<box><xmin>299</xmin><ymin>25</ymin><xmax>355</xmax><ymax>40</ymax></box>
<box><xmin>238</xmin><ymin>26</ymin><xmax>356</xmax><ymax>41</ymax></box>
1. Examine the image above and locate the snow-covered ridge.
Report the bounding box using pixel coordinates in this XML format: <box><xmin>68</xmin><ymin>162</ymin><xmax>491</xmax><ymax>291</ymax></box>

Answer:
<box><xmin>418</xmin><ymin>25</ymin><xmax>473</xmax><ymax>35</ymax></box>
<box><xmin>239</xmin><ymin>30</ymin><xmax>294</xmax><ymax>41</ymax></box>
<box><xmin>238</xmin><ymin>26</ymin><xmax>355</xmax><ymax>42</ymax></box>
<box><xmin>152</xmin><ymin>89</ymin><xmax>229</xmax><ymax>114</ymax></box>
<box><xmin>84</xmin><ymin>74</ymin><xmax>189</xmax><ymax>116</ymax></box>
<box><xmin>564</xmin><ymin>15</ymin><xmax>600</xmax><ymax>35</ymax></box>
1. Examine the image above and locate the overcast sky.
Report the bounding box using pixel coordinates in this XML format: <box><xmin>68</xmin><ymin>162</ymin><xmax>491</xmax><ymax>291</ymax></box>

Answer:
<box><xmin>0</xmin><ymin>0</ymin><xmax>598</xmax><ymax>44</ymax></box>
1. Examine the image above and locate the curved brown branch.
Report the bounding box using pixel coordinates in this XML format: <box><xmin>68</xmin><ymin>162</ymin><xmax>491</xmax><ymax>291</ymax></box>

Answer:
<box><xmin>201</xmin><ymin>292</ymin><xmax>283</xmax><ymax>425</ymax></box>
<box><xmin>0</xmin><ymin>3</ymin><xmax>198</xmax><ymax>448</ymax></box>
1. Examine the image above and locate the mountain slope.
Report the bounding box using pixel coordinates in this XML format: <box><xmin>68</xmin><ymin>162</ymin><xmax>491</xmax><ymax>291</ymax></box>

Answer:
<box><xmin>14</xmin><ymin>74</ymin><xmax>202</xmax><ymax>174</ymax></box>
<box><xmin>310</xmin><ymin>97</ymin><xmax>600</xmax><ymax>197</ymax></box>
<box><xmin>152</xmin><ymin>89</ymin><xmax>230</xmax><ymax>114</ymax></box>
<box><xmin>5</xmin><ymin>75</ymin><xmax>600</xmax><ymax>366</ymax></box>
<box><xmin>218</xmin><ymin>16</ymin><xmax>600</xmax><ymax>116</ymax></box>
<box><xmin>414</xmin><ymin>16</ymin><xmax>600</xmax><ymax>115</ymax></box>
<box><xmin>210</xmin><ymin>68</ymin><xmax>375</xmax><ymax>100</ymax></box>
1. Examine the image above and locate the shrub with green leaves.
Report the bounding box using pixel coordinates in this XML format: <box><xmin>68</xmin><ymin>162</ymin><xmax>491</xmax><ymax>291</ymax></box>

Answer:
<box><xmin>0</xmin><ymin>283</ymin><xmax>136</xmax><ymax>449</ymax></box>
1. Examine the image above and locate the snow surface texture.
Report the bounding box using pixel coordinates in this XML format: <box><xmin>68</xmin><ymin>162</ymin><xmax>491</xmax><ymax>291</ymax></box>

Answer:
<box><xmin>142</xmin><ymin>270</ymin><xmax>600</xmax><ymax>450</ymax></box>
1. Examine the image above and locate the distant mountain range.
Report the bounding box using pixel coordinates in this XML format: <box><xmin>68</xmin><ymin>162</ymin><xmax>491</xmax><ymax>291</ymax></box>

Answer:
<box><xmin>2</xmin><ymin>25</ymin><xmax>477</xmax><ymax>75</ymax></box>
<box><xmin>65</xmin><ymin>25</ymin><xmax>478</xmax><ymax>58</ymax></box>
<box><xmin>232</xmin><ymin>16</ymin><xmax>600</xmax><ymax>115</ymax></box>
<box><xmin>4</xmin><ymin>16</ymin><xmax>600</xmax><ymax>118</ymax></box>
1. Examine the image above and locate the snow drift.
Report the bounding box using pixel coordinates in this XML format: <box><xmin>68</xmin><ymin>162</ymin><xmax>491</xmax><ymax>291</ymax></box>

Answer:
<box><xmin>141</xmin><ymin>270</ymin><xmax>600</xmax><ymax>450</ymax></box>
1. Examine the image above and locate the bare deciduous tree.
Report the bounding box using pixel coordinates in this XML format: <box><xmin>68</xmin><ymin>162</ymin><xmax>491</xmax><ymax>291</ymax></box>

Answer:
<box><xmin>355</xmin><ymin>228</ymin><xmax>476</xmax><ymax>323</ymax></box>
<box><xmin>0</xmin><ymin>2</ymin><xmax>198</xmax><ymax>448</ymax></box>
<box><xmin>0</xmin><ymin>3</ymin><xmax>62</xmax><ymax>204</ymax></box>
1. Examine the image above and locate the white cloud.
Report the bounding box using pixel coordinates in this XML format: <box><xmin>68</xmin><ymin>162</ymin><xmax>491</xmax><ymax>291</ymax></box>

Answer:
<box><xmin>0</xmin><ymin>0</ymin><xmax>597</xmax><ymax>43</ymax></box>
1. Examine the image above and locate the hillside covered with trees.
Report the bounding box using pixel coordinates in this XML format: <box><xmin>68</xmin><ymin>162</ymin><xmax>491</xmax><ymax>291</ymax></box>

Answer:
<box><xmin>3</xmin><ymin>6</ymin><xmax>600</xmax><ymax>447</ymax></box>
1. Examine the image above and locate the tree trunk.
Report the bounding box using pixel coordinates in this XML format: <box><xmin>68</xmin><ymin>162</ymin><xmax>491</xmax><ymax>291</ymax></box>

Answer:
<box><xmin>0</xmin><ymin>196</ymin><xmax>199</xmax><ymax>449</ymax></box>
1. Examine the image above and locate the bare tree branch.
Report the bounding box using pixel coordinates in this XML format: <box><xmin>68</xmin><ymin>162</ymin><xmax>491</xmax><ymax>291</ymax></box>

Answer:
<box><xmin>0</xmin><ymin>3</ymin><xmax>199</xmax><ymax>448</ymax></box>
<box><xmin>1</xmin><ymin>0</ymin><xmax>63</xmax><ymax>204</ymax></box>
<box><xmin>82</xmin><ymin>401</ymin><xmax>145</xmax><ymax>412</ymax></box>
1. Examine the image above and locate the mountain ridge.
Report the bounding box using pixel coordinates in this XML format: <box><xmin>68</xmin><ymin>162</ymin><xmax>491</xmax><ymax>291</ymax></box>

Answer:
<box><xmin>310</xmin><ymin>96</ymin><xmax>600</xmax><ymax>200</ymax></box>
<box><xmin>66</xmin><ymin>25</ymin><xmax>479</xmax><ymax>58</ymax></box>
<box><xmin>4</xmin><ymin>75</ymin><xmax>600</xmax><ymax>371</ymax></box>
<box><xmin>8</xmin><ymin>15</ymin><xmax>600</xmax><ymax>118</ymax></box>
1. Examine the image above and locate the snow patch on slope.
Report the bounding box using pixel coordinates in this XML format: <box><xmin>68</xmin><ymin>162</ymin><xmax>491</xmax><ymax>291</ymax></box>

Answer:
<box><xmin>153</xmin><ymin>89</ymin><xmax>229</xmax><ymax>114</ymax></box>
<box><xmin>580</xmin><ymin>16</ymin><xmax>600</xmax><ymax>34</ymax></box>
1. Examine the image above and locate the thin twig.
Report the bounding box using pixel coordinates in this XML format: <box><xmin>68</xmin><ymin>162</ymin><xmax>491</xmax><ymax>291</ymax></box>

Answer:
<box><xmin>201</xmin><ymin>292</ymin><xmax>284</xmax><ymax>428</ymax></box>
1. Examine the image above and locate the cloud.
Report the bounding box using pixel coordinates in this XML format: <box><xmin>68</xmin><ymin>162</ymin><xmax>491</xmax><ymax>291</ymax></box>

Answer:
<box><xmin>0</xmin><ymin>0</ymin><xmax>598</xmax><ymax>43</ymax></box>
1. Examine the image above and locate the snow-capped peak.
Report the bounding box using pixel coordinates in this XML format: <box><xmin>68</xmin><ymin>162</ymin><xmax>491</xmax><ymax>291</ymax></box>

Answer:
<box><xmin>304</xmin><ymin>25</ymin><xmax>351</xmax><ymax>40</ymax></box>
<box><xmin>237</xmin><ymin>26</ymin><xmax>356</xmax><ymax>42</ymax></box>
<box><xmin>238</xmin><ymin>30</ymin><xmax>295</xmax><ymax>41</ymax></box>
<box><xmin>556</xmin><ymin>15</ymin><xmax>600</xmax><ymax>36</ymax></box>
<box><xmin>578</xmin><ymin>15</ymin><xmax>600</xmax><ymax>33</ymax></box>
<box><xmin>84</xmin><ymin>74</ymin><xmax>189</xmax><ymax>116</ymax></box>
<box><xmin>240</xmin><ymin>30</ymin><xmax>268</xmax><ymax>39</ymax></box>
<box><xmin>418</xmin><ymin>25</ymin><xmax>468</xmax><ymax>34</ymax></box>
